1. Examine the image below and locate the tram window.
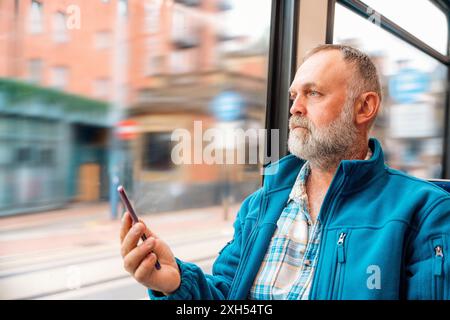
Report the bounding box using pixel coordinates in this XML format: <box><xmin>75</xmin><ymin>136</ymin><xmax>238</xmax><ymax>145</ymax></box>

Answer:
<box><xmin>363</xmin><ymin>0</ymin><xmax>448</xmax><ymax>55</ymax></box>
<box><xmin>142</xmin><ymin>132</ymin><xmax>174</xmax><ymax>171</ymax></box>
<box><xmin>333</xmin><ymin>3</ymin><xmax>448</xmax><ymax>179</ymax></box>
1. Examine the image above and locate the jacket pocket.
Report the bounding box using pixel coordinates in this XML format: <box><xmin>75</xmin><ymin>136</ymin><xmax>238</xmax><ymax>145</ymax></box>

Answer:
<box><xmin>431</xmin><ymin>237</ymin><xmax>445</xmax><ymax>300</ymax></box>
<box><xmin>331</xmin><ymin>229</ymin><xmax>349</xmax><ymax>299</ymax></box>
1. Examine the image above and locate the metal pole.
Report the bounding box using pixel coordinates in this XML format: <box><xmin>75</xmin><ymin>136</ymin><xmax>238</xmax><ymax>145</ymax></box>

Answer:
<box><xmin>108</xmin><ymin>1</ymin><xmax>128</xmax><ymax>220</ymax></box>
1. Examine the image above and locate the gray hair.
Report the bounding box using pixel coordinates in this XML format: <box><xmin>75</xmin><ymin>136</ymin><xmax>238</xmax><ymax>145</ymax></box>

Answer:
<box><xmin>304</xmin><ymin>44</ymin><xmax>382</xmax><ymax>111</ymax></box>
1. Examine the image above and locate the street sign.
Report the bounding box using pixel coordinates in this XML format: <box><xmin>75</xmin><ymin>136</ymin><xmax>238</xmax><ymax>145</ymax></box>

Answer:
<box><xmin>209</xmin><ymin>91</ymin><xmax>245</xmax><ymax>122</ymax></box>
<box><xmin>116</xmin><ymin>119</ymin><xmax>139</xmax><ymax>140</ymax></box>
<box><xmin>389</xmin><ymin>68</ymin><xmax>430</xmax><ymax>104</ymax></box>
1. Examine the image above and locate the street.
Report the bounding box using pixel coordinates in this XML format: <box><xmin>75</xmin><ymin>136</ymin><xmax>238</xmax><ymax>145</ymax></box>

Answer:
<box><xmin>0</xmin><ymin>202</ymin><xmax>238</xmax><ymax>300</ymax></box>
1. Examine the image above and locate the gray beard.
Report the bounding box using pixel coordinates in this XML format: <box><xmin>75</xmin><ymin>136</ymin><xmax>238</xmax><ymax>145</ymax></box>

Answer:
<box><xmin>288</xmin><ymin>103</ymin><xmax>360</xmax><ymax>171</ymax></box>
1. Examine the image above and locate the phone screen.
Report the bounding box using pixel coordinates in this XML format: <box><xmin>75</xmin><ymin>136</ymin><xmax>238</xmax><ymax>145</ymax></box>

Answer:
<box><xmin>117</xmin><ymin>185</ymin><xmax>161</xmax><ymax>270</ymax></box>
<box><xmin>117</xmin><ymin>185</ymin><xmax>140</xmax><ymax>224</ymax></box>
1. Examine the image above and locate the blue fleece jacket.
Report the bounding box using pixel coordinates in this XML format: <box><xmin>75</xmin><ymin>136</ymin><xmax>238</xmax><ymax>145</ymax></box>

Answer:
<box><xmin>148</xmin><ymin>138</ymin><xmax>450</xmax><ymax>300</ymax></box>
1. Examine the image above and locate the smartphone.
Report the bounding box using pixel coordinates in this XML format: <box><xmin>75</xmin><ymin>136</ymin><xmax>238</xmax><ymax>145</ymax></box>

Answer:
<box><xmin>118</xmin><ymin>185</ymin><xmax>161</xmax><ymax>270</ymax></box>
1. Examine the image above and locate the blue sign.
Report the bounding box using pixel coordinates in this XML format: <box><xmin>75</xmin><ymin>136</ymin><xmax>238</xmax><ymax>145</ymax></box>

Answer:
<box><xmin>210</xmin><ymin>91</ymin><xmax>245</xmax><ymax>122</ymax></box>
<box><xmin>389</xmin><ymin>68</ymin><xmax>430</xmax><ymax>104</ymax></box>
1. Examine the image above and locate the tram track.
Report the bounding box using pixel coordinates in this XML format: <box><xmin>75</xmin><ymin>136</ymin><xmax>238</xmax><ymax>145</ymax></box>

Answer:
<box><xmin>0</xmin><ymin>232</ymin><xmax>231</xmax><ymax>300</ymax></box>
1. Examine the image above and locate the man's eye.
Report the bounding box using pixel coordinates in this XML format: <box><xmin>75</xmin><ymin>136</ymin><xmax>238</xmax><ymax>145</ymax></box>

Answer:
<box><xmin>308</xmin><ymin>91</ymin><xmax>320</xmax><ymax>97</ymax></box>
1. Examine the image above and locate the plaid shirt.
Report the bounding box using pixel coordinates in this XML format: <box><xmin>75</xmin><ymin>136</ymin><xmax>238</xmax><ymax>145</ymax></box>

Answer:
<box><xmin>249</xmin><ymin>149</ymin><xmax>373</xmax><ymax>300</ymax></box>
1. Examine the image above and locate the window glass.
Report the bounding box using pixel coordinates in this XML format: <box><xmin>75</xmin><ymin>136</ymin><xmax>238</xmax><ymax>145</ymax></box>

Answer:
<box><xmin>363</xmin><ymin>0</ymin><xmax>448</xmax><ymax>55</ymax></box>
<box><xmin>334</xmin><ymin>3</ymin><xmax>448</xmax><ymax>179</ymax></box>
<box><xmin>142</xmin><ymin>132</ymin><xmax>174</xmax><ymax>171</ymax></box>
<box><xmin>53</xmin><ymin>11</ymin><xmax>68</xmax><ymax>43</ymax></box>
<box><xmin>50</xmin><ymin>66</ymin><xmax>69</xmax><ymax>89</ymax></box>
<box><xmin>28</xmin><ymin>59</ymin><xmax>43</xmax><ymax>84</ymax></box>
<box><xmin>94</xmin><ymin>31</ymin><xmax>111</xmax><ymax>50</ymax></box>
<box><xmin>0</xmin><ymin>0</ymin><xmax>273</xmax><ymax>299</ymax></box>
<box><xmin>29</xmin><ymin>0</ymin><xmax>43</xmax><ymax>34</ymax></box>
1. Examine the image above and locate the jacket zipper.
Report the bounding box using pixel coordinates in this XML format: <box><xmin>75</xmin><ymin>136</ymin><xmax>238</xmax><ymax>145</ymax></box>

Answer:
<box><xmin>309</xmin><ymin>173</ymin><xmax>347</xmax><ymax>299</ymax></box>
<box><xmin>433</xmin><ymin>244</ymin><xmax>444</xmax><ymax>300</ymax></box>
<box><xmin>331</xmin><ymin>231</ymin><xmax>347</xmax><ymax>299</ymax></box>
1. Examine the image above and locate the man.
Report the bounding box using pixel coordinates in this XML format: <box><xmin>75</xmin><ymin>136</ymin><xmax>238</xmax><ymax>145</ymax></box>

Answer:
<box><xmin>120</xmin><ymin>44</ymin><xmax>450</xmax><ymax>299</ymax></box>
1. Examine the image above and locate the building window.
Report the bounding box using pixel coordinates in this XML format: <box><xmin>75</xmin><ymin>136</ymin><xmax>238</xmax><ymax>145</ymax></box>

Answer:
<box><xmin>29</xmin><ymin>0</ymin><xmax>43</xmax><ymax>34</ymax></box>
<box><xmin>174</xmin><ymin>0</ymin><xmax>202</xmax><ymax>6</ymax></box>
<box><xmin>145</xmin><ymin>0</ymin><xmax>161</xmax><ymax>34</ymax></box>
<box><xmin>146</xmin><ymin>56</ymin><xmax>165</xmax><ymax>76</ymax></box>
<box><xmin>50</xmin><ymin>66</ymin><xmax>69</xmax><ymax>89</ymax></box>
<box><xmin>118</xmin><ymin>0</ymin><xmax>128</xmax><ymax>17</ymax></box>
<box><xmin>53</xmin><ymin>11</ymin><xmax>68</xmax><ymax>43</ymax></box>
<box><xmin>137</xmin><ymin>89</ymin><xmax>153</xmax><ymax>103</ymax></box>
<box><xmin>145</xmin><ymin>37</ymin><xmax>164</xmax><ymax>75</ymax></box>
<box><xmin>16</xmin><ymin>146</ymin><xmax>33</xmax><ymax>164</ymax></box>
<box><xmin>0</xmin><ymin>142</ymin><xmax>13</xmax><ymax>167</ymax></box>
<box><xmin>93</xmin><ymin>78</ymin><xmax>110</xmax><ymax>98</ymax></box>
<box><xmin>172</xmin><ymin>6</ymin><xmax>186</xmax><ymax>39</ymax></box>
<box><xmin>333</xmin><ymin>3</ymin><xmax>448</xmax><ymax>179</ymax></box>
<box><xmin>38</xmin><ymin>148</ymin><xmax>55</xmax><ymax>167</ymax></box>
<box><xmin>171</xmin><ymin>5</ymin><xmax>199</xmax><ymax>49</ymax></box>
<box><xmin>170</xmin><ymin>50</ymin><xmax>196</xmax><ymax>74</ymax></box>
<box><xmin>94</xmin><ymin>31</ymin><xmax>111</xmax><ymax>50</ymax></box>
<box><xmin>28</xmin><ymin>59</ymin><xmax>43</xmax><ymax>84</ymax></box>
<box><xmin>142</xmin><ymin>132</ymin><xmax>174</xmax><ymax>171</ymax></box>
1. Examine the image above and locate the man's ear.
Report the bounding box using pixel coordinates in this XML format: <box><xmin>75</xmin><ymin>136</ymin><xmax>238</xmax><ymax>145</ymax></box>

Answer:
<box><xmin>355</xmin><ymin>92</ymin><xmax>380</xmax><ymax>127</ymax></box>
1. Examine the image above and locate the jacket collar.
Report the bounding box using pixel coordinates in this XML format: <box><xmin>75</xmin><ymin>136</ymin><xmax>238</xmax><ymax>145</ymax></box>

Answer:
<box><xmin>262</xmin><ymin>137</ymin><xmax>386</xmax><ymax>195</ymax></box>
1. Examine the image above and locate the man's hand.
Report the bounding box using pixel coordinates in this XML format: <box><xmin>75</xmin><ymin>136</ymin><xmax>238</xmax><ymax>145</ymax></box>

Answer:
<box><xmin>120</xmin><ymin>212</ymin><xmax>181</xmax><ymax>295</ymax></box>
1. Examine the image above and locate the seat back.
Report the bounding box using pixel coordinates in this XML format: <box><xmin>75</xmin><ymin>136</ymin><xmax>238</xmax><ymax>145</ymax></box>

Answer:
<box><xmin>428</xmin><ymin>179</ymin><xmax>450</xmax><ymax>193</ymax></box>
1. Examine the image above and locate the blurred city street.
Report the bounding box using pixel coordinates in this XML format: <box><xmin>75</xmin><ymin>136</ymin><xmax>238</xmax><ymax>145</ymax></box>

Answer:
<box><xmin>0</xmin><ymin>203</ymin><xmax>238</xmax><ymax>300</ymax></box>
<box><xmin>0</xmin><ymin>0</ymin><xmax>448</xmax><ymax>302</ymax></box>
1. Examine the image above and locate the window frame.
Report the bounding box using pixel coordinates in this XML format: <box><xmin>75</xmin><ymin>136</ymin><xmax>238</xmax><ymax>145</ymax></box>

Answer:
<box><xmin>327</xmin><ymin>0</ymin><xmax>449</xmax><ymax>64</ymax></box>
<box><xmin>263</xmin><ymin>0</ymin><xmax>299</xmax><ymax>164</ymax></box>
<box><xmin>326</xmin><ymin>0</ymin><xmax>450</xmax><ymax>178</ymax></box>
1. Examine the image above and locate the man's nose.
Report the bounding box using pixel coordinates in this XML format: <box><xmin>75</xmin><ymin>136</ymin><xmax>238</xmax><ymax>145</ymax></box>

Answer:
<box><xmin>289</xmin><ymin>95</ymin><xmax>307</xmax><ymax>116</ymax></box>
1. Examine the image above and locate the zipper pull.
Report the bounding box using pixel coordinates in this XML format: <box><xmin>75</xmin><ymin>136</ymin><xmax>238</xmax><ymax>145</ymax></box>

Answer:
<box><xmin>337</xmin><ymin>232</ymin><xmax>347</xmax><ymax>263</ymax></box>
<box><xmin>435</xmin><ymin>245</ymin><xmax>444</xmax><ymax>257</ymax></box>
<box><xmin>337</xmin><ymin>232</ymin><xmax>346</xmax><ymax>245</ymax></box>
<box><xmin>434</xmin><ymin>245</ymin><xmax>444</xmax><ymax>276</ymax></box>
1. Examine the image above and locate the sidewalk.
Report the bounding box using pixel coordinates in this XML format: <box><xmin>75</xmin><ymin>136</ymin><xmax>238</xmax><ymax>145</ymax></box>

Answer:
<box><xmin>0</xmin><ymin>201</ymin><xmax>239</xmax><ymax>258</ymax></box>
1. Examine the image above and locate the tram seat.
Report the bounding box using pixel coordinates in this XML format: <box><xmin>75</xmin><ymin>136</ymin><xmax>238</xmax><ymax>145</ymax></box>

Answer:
<box><xmin>428</xmin><ymin>179</ymin><xmax>450</xmax><ymax>193</ymax></box>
